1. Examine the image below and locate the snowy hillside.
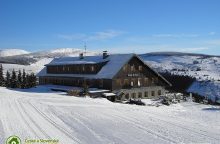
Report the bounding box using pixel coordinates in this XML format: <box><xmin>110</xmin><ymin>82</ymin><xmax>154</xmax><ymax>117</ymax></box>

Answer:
<box><xmin>141</xmin><ymin>52</ymin><xmax>220</xmax><ymax>101</ymax></box>
<box><xmin>0</xmin><ymin>49</ymin><xmax>30</xmax><ymax>57</ymax></box>
<box><xmin>0</xmin><ymin>86</ymin><xmax>220</xmax><ymax>144</ymax></box>
<box><xmin>1</xmin><ymin>48</ymin><xmax>98</xmax><ymax>74</ymax></box>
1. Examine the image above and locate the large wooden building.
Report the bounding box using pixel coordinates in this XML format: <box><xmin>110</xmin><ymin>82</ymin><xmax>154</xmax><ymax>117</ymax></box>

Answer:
<box><xmin>38</xmin><ymin>52</ymin><xmax>171</xmax><ymax>100</ymax></box>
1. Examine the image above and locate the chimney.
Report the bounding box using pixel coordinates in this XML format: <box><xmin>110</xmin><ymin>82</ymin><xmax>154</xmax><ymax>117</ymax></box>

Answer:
<box><xmin>103</xmin><ymin>51</ymin><xmax>109</xmax><ymax>59</ymax></box>
<box><xmin>79</xmin><ymin>53</ymin><xmax>84</xmax><ymax>59</ymax></box>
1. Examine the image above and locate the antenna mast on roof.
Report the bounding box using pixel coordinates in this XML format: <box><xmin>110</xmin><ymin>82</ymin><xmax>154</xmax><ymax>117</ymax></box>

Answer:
<box><xmin>84</xmin><ymin>42</ymin><xmax>87</xmax><ymax>56</ymax></box>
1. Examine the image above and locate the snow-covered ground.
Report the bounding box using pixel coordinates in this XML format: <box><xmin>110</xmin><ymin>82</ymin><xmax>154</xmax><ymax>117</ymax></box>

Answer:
<box><xmin>0</xmin><ymin>86</ymin><xmax>220</xmax><ymax>144</ymax></box>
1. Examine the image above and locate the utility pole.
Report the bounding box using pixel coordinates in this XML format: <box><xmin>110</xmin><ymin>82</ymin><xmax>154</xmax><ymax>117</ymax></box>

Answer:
<box><xmin>84</xmin><ymin>42</ymin><xmax>87</xmax><ymax>56</ymax></box>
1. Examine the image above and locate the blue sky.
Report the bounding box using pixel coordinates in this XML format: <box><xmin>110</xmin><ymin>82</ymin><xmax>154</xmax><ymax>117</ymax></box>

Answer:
<box><xmin>0</xmin><ymin>0</ymin><xmax>220</xmax><ymax>54</ymax></box>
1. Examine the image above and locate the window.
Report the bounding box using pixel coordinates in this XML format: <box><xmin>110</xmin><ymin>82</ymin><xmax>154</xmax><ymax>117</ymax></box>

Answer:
<box><xmin>91</xmin><ymin>66</ymin><xmax>94</xmax><ymax>72</ymax></box>
<box><xmin>155</xmin><ymin>77</ymin><xmax>158</xmax><ymax>83</ymax></box>
<box><xmin>131</xmin><ymin>65</ymin><xmax>134</xmax><ymax>72</ymax></box>
<box><xmin>158</xmin><ymin>90</ymin><xmax>162</xmax><ymax>96</ymax></box>
<box><xmin>132</xmin><ymin>93</ymin><xmax>136</xmax><ymax>99</ymax></box>
<box><xmin>144</xmin><ymin>91</ymin><xmax>148</xmax><ymax>97</ymax></box>
<box><xmin>144</xmin><ymin>78</ymin><xmax>148</xmax><ymax>85</ymax></box>
<box><xmin>116</xmin><ymin>79</ymin><xmax>121</xmax><ymax>86</ymax></box>
<box><xmin>138</xmin><ymin>66</ymin><xmax>142</xmax><ymax>71</ymax></box>
<box><xmin>138</xmin><ymin>92</ymin><xmax>142</xmax><ymax>98</ymax></box>
<box><xmin>151</xmin><ymin>91</ymin><xmax>155</xmax><ymax>96</ymax></box>
<box><xmin>152</xmin><ymin>78</ymin><xmax>155</xmax><ymax>84</ymax></box>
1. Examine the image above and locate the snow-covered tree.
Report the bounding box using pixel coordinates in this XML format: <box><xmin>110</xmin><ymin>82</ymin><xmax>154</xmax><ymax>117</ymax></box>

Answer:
<box><xmin>29</xmin><ymin>73</ymin><xmax>37</xmax><ymax>87</ymax></box>
<box><xmin>10</xmin><ymin>69</ymin><xmax>17</xmax><ymax>88</ymax></box>
<box><xmin>17</xmin><ymin>70</ymin><xmax>22</xmax><ymax>88</ymax></box>
<box><xmin>5</xmin><ymin>71</ymin><xmax>11</xmax><ymax>88</ymax></box>
<box><xmin>0</xmin><ymin>64</ymin><xmax>4</xmax><ymax>86</ymax></box>
<box><xmin>21</xmin><ymin>69</ymin><xmax>26</xmax><ymax>89</ymax></box>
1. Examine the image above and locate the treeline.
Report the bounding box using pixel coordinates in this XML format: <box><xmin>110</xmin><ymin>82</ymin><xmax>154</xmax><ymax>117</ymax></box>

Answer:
<box><xmin>160</xmin><ymin>72</ymin><xmax>196</xmax><ymax>93</ymax></box>
<box><xmin>0</xmin><ymin>64</ymin><xmax>37</xmax><ymax>88</ymax></box>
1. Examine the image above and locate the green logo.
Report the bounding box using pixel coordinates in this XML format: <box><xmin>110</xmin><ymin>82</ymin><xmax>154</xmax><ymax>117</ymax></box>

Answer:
<box><xmin>6</xmin><ymin>136</ymin><xmax>21</xmax><ymax>144</ymax></box>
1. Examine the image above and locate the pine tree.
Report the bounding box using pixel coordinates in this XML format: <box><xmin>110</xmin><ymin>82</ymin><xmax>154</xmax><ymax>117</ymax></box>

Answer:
<box><xmin>26</xmin><ymin>74</ymin><xmax>30</xmax><ymax>88</ymax></box>
<box><xmin>21</xmin><ymin>69</ymin><xmax>26</xmax><ymax>89</ymax></box>
<box><xmin>5</xmin><ymin>71</ymin><xmax>11</xmax><ymax>88</ymax></box>
<box><xmin>17</xmin><ymin>70</ymin><xmax>22</xmax><ymax>88</ymax></box>
<box><xmin>29</xmin><ymin>73</ymin><xmax>37</xmax><ymax>87</ymax></box>
<box><xmin>10</xmin><ymin>69</ymin><xmax>17</xmax><ymax>88</ymax></box>
<box><xmin>0</xmin><ymin>64</ymin><xmax>4</xmax><ymax>86</ymax></box>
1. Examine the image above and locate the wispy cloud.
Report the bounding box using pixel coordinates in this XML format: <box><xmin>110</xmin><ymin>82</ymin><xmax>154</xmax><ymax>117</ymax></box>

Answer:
<box><xmin>152</xmin><ymin>33</ymin><xmax>199</xmax><ymax>38</ymax></box>
<box><xmin>205</xmin><ymin>39</ymin><xmax>220</xmax><ymax>45</ymax></box>
<box><xmin>102</xmin><ymin>44</ymin><xmax>210</xmax><ymax>54</ymax></box>
<box><xmin>179</xmin><ymin>47</ymin><xmax>210</xmax><ymax>52</ymax></box>
<box><xmin>208</xmin><ymin>32</ymin><xmax>216</xmax><ymax>35</ymax></box>
<box><xmin>57</xmin><ymin>30</ymin><xmax>124</xmax><ymax>41</ymax></box>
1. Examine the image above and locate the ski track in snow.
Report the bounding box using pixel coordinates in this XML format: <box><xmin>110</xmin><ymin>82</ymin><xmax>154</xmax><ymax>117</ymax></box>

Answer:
<box><xmin>0</xmin><ymin>86</ymin><xmax>220</xmax><ymax>144</ymax></box>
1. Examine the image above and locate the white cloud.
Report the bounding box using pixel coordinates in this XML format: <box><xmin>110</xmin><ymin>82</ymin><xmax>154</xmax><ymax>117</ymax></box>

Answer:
<box><xmin>208</xmin><ymin>32</ymin><xmax>216</xmax><ymax>35</ymax></box>
<box><xmin>152</xmin><ymin>33</ymin><xmax>199</xmax><ymax>38</ymax></box>
<box><xmin>57</xmin><ymin>30</ymin><xmax>124</xmax><ymax>41</ymax></box>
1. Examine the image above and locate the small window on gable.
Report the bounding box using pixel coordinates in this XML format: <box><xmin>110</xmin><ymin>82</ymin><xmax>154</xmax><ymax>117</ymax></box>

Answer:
<box><xmin>152</xmin><ymin>78</ymin><xmax>155</xmax><ymax>84</ymax></box>
<box><xmin>138</xmin><ymin>65</ymin><xmax>142</xmax><ymax>71</ymax></box>
<box><xmin>144</xmin><ymin>78</ymin><xmax>148</xmax><ymax>85</ymax></box>
<box><xmin>131</xmin><ymin>65</ymin><xmax>134</xmax><ymax>71</ymax></box>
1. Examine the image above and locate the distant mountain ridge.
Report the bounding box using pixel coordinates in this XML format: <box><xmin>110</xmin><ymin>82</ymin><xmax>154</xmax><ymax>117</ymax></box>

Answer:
<box><xmin>143</xmin><ymin>51</ymin><xmax>220</xmax><ymax>57</ymax></box>
<box><xmin>0</xmin><ymin>49</ymin><xmax>30</xmax><ymax>57</ymax></box>
<box><xmin>0</xmin><ymin>48</ymin><xmax>98</xmax><ymax>65</ymax></box>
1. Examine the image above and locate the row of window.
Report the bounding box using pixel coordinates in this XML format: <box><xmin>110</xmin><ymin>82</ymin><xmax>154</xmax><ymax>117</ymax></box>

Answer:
<box><xmin>47</xmin><ymin>65</ymin><xmax>96</xmax><ymax>74</ymax></box>
<box><xmin>116</xmin><ymin>77</ymin><xmax>158</xmax><ymax>87</ymax></box>
<box><xmin>123</xmin><ymin>65</ymin><xmax>142</xmax><ymax>72</ymax></box>
<box><xmin>124</xmin><ymin>90</ymin><xmax>162</xmax><ymax>99</ymax></box>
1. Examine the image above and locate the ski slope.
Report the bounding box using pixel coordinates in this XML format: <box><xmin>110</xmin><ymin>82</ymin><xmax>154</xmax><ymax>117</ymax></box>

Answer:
<box><xmin>0</xmin><ymin>86</ymin><xmax>220</xmax><ymax>144</ymax></box>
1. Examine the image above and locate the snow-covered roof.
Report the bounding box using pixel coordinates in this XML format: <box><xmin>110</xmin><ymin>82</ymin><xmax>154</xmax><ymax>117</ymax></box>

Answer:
<box><xmin>45</xmin><ymin>56</ymin><xmax>108</xmax><ymax>65</ymax></box>
<box><xmin>38</xmin><ymin>54</ymin><xmax>134</xmax><ymax>79</ymax></box>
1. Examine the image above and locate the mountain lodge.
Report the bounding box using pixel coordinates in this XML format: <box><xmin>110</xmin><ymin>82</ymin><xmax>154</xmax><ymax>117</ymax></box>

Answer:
<box><xmin>38</xmin><ymin>51</ymin><xmax>171</xmax><ymax>100</ymax></box>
